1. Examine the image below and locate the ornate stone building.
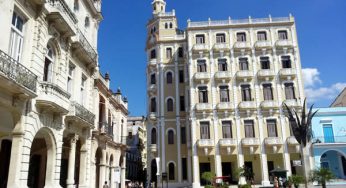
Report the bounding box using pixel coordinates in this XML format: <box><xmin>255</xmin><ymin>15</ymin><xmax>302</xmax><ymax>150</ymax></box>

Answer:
<box><xmin>0</xmin><ymin>0</ymin><xmax>128</xmax><ymax>188</ymax></box>
<box><xmin>146</xmin><ymin>0</ymin><xmax>306</xmax><ymax>187</ymax></box>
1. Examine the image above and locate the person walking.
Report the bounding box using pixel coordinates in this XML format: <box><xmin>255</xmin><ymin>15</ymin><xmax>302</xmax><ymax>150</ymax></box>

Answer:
<box><xmin>103</xmin><ymin>181</ymin><xmax>109</xmax><ymax>188</ymax></box>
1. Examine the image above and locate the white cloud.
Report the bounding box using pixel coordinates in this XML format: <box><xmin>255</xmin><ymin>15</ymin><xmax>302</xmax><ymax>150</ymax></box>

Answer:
<box><xmin>302</xmin><ymin>68</ymin><xmax>321</xmax><ymax>87</ymax></box>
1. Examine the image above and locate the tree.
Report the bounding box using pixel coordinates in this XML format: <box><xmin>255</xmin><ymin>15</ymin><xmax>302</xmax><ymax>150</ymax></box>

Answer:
<box><xmin>236</xmin><ymin>166</ymin><xmax>254</xmax><ymax>185</ymax></box>
<box><xmin>201</xmin><ymin>172</ymin><xmax>215</xmax><ymax>187</ymax></box>
<box><xmin>283</xmin><ymin>98</ymin><xmax>318</xmax><ymax>188</ymax></box>
<box><xmin>310</xmin><ymin>168</ymin><xmax>335</xmax><ymax>188</ymax></box>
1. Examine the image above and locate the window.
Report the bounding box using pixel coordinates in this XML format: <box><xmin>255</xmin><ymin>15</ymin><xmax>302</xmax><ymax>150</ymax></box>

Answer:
<box><xmin>167</xmin><ymin>98</ymin><xmax>173</xmax><ymax>112</ymax></box>
<box><xmin>281</xmin><ymin>56</ymin><xmax>292</xmax><ymax>68</ymax></box>
<box><xmin>67</xmin><ymin>64</ymin><xmax>75</xmax><ymax>94</ymax></box>
<box><xmin>80</xmin><ymin>75</ymin><xmax>87</xmax><ymax>105</ymax></box>
<box><xmin>169</xmin><ymin>163</ymin><xmax>175</xmax><ymax>180</ymax></box>
<box><xmin>151</xmin><ymin>128</ymin><xmax>157</xmax><ymax>144</ymax></box>
<box><xmin>169</xmin><ymin>22</ymin><xmax>173</xmax><ymax>28</ymax></box>
<box><xmin>180</xmin><ymin>96</ymin><xmax>185</xmax><ymax>111</ymax></box>
<box><xmin>244</xmin><ymin>120</ymin><xmax>255</xmax><ymax>138</ymax></box>
<box><xmin>179</xmin><ymin>70</ymin><xmax>184</xmax><ymax>83</ymax></box>
<box><xmin>263</xmin><ymin>84</ymin><xmax>273</xmax><ymax>100</ymax></box>
<box><xmin>168</xmin><ymin>130</ymin><xmax>174</xmax><ymax>144</ymax></box>
<box><xmin>278</xmin><ymin>30</ymin><xmax>288</xmax><ymax>40</ymax></box>
<box><xmin>219</xmin><ymin>86</ymin><xmax>230</xmax><ymax>102</ymax></box>
<box><xmin>166</xmin><ymin>72</ymin><xmax>173</xmax><ymax>84</ymax></box>
<box><xmin>182</xmin><ymin>158</ymin><xmax>187</xmax><ymax>180</ymax></box>
<box><xmin>150</xmin><ymin>98</ymin><xmax>156</xmax><ymax>112</ymax></box>
<box><xmin>216</xmin><ymin>33</ymin><xmax>226</xmax><ymax>43</ymax></box>
<box><xmin>150</xmin><ymin>49</ymin><xmax>156</xmax><ymax>59</ymax></box>
<box><xmin>237</xmin><ymin>32</ymin><xmax>246</xmax><ymax>42</ymax></box>
<box><xmin>165</xmin><ymin>23</ymin><xmax>168</xmax><ymax>29</ymax></box>
<box><xmin>197</xmin><ymin>60</ymin><xmax>207</xmax><ymax>72</ymax></box>
<box><xmin>200</xmin><ymin>122</ymin><xmax>210</xmax><ymax>139</ymax></box>
<box><xmin>181</xmin><ymin>127</ymin><xmax>186</xmax><ymax>144</ymax></box>
<box><xmin>267</xmin><ymin>120</ymin><xmax>278</xmax><ymax>137</ymax></box>
<box><xmin>74</xmin><ymin>0</ymin><xmax>79</xmax><ymax>11</ymax></box>
<box><xmin>85</xmin><ymin>16</ymin><xmax>90</xmax><ymax>28</ymax></box>
<box><xmin>198</xmin><ymin>86</ymin><xmax>208</xmax><ymax>103</ymax></box>
<box><xmin>257</xmin><ymin>31</ymin><xmax>267</xmax><ymax>41</ymax></box>
<box><xmin>43</xmin><ymin>45</ymin><xmax>54</xmax><ymax>82</ymax></box>
<box><xmin>150</xmin><ymin>74</ymin><xmax>156</xmax><ymax>85</ymax></box>
<box><xmin>241</xmin><ymin>85</ymin><xmax>252</xmax><ymax>101</ymax></box>
<box><xmin>260</xmin><ymin>57</ymin><xmax>270</xmax><ymax>69</ymax></box>
<box><xmin>222</xmin><ymin>121</ymin><xmax>232</xmax><ymax>138</ymax></box>
<box><xmin>196</xmin><ymin>34</ymin><xmax>205</xmax><ymax>44</ymax></box>
<box><xmin>218</xmin><ymin>59</ymin><xmax>227</xmax><ymax>71</ymax></box>
<box><xmin>166</xmin><ymin>48</ymin><xmax>172</xmax><ymax>59</ymax></box>
<box><xmin>178</xmin><ymin>47</ymin><xmax>184</xmax><ymax>58</ymax></box>
<box><xmin>10</xmin><ymin>12</ymin><xmax>24</xmax><ymax>62</ymax></box>
<box><xmin>239</xmin><ymin>58</ymin><xmax>249</xmax><ymax>70</ymax></box>
<box><xmin>284</xmin><ymin>83</ymin><xmax>296</xmax><ymax>100</ymax></box>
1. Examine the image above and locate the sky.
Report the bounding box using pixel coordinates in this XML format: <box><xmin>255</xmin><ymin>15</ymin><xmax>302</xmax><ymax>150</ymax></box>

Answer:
<box><xmin>98</xmin><ymin>0</ymin><xmax>346</xmax><ymax>116</ymax></box>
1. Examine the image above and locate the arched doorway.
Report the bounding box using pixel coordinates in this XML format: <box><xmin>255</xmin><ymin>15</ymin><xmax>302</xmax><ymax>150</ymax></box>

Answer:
<box><xmin>320</xmin><ymin>150</ymin><xmax>346</xmax><ymax>179</ymax></box>
<box><xmin>27</xmin><ymin>128</ymin><xmax>56</xmax><ymax>188</ymax></box>
<box><xmin>151</xmin><ymin>159</ymin><xmax>157</xmax><ymax>187</ymax></box>
<box><xmin>95</xmin><ymin>148</ymin><xmax>102</xmax><ymax>188</ymax></box>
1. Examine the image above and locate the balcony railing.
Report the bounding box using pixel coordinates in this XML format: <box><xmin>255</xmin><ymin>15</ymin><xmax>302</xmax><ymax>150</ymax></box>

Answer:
<box><xmin>195</xmin><ymin>103</ymin><xmax>213</xmax><ymax>111</ymax></box>
<box><xmin>194</xmin><ymin>72</ymin><xmax>210</xmax><ymax>80</ymax></box>
<box><xmin>287</xmin><ymin>136</ymin><xmax>299</xmax><ymax>145</ymax></box>
<box><xmin>238</xmin><ymin>101</ymin><xmax>256</xmax><ymax>109</ymax></box>
<box><xmin>214</xmin><ymin>71</ymin><xmax>232</xmax><ymax>80</ymax></box>
<box><xmin>255</xmin><ymin>41</ymin><xmax>272</xmax><ymax>49</ymax></box>
<box><xmin>257</xmin><ymin>69</ymin><xmax>275</xmax><ymax>78</ymax></box>
<box><xmin>47</xmin><ymin>0</ymin><xmax>77</xmax><ymax>24</ymax></box>
<box><xmin>76</xmin><ymin>29</ymin><xmax>98</xmax><ymax>63</ymax></box>
<box><xmin>283</xmin><ymin>99</ymin><xmax>300</xmax><ymax>107</ymax></box>
<box><xmin>197</xmin><ymin>139</ymin><xmax>214</xmax><ymax>147</ymax></box>
<box><xmin>279</xmin><ymin>68</ymin><xmax>296</xmax><ymax>77</ymax></box>
<box><xmin>260</xmin><ymin>100</ymin><xmax>278</xmax><ymax>109</ymax></box>
<box><xmin>99</xmin><ymin>122</ymin><xmax>113</xmax><ymax>138</ymax></box>
<box><xmin>312</xmin><ymin>136</ymin><xmax>346</xmax><ymax>144</ymax></box>
<box><xmin>236</xmin><ymin>70</ymin><xmax>253</xmax><ymax>79</ymax></box>
<box><xmin>234</xmin><ymin>42</ymin><xmax>251</xmax><ymax>49</ymax></box>
<box><xmin>216</xmin><ymin>102</ymin><xmax>233</xmax><ymax>110</ymax></box>
<box><xmin>149</xmin><ymin>144</ymin><xmax>157</xmax><ymax>153</ymax></box>
<box><xmin>241</xmin><ymin>138</ymin><xmax>260</xmax><ymax>146</ymax></box>
<box><xmin>213</xmin><ymin>43</ymin><xmax>229</xmax><ymax>50</ymax></box>
<box><xmin>275</xmin><ymin>40</ymin><xmax>294</xmax><ymax>47</ymax></box>
<box><xmin>265</xmin><ymin>137</ymin><xmax>283</xmax><ymax>145</ymax></box>
<box><xmin>0</xmin><ymin>50</ymin><xmax>37</xmax><ymax>93</ymax></box>
<box><xmin>149</xmin><ymin>112</ymin><xmax>157</xmax><ymax>121</ymax></box>
<box><xmin>193</xmin><ymin>44</ymin><xmax>209</xmax><ymax>51</ymax></box>
<box><xmin>219</xmin><ymin>138</ymin><xmax>237</xmax><ymax>147</ymax></box>
<box><xmin>70</xmin><ymin>102</ymin><xmax>95</xmax><ymax>126</ymax></box>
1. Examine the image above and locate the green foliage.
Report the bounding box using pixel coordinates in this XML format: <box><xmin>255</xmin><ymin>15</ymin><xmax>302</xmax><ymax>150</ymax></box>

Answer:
<box><xmin>288</xmin><ymin>175</ymin><xmax>305</xmax><ymax>188</ymax></box>
<box><xmin>238</xmin><ymin>184</ymin><xmax>251</xmax><ymax>188</ymax></box>
<box><xmin>201</xmin><ymin>172</ymin><xmax>215</xmax><ymax>185</ymax></box>
<box><xmin>238</xmin><ymin>166</ymin><xmax>254</xmax><ymax>182</ymax></box>
<box><xmin>310</xmin><ymin>168</ymin><xmax>335</xmax><ymax>188</ymax></box>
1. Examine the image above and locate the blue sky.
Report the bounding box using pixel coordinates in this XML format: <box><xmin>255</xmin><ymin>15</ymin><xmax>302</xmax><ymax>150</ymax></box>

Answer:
<box><xmin>98</xmin><ymin>0</ymin><xmax>346</xmax><ymax>116</ymax></box>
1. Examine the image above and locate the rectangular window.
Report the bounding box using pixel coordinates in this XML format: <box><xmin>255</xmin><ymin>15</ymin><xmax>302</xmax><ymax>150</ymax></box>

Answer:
<box><xmin>284</xmin><ymin>83</ymin><xmax>296</xmax><ymax>100</ymax></box>
<box><xmin>81</xmin><ymin>75</ymin><xmax>87</xmax><ymax>105</ymax></box>
<box><xmin>241</xmin><ymin>85</ymin><xmax>252</xmax><ymax>101</ymax></box>
<box><xmin>151</xmin><ymin>98</ymin><xmax>156</xmax><ymax>112</ymax></box>
<box><xmin>67</xmin><ymin>64</ymin><xmax>75</xmax><ymax>94</ymax></box>
<box><xmin>237</xmin><ymin>32</ymin><xmax>246</xmax><ymax>42</ymax></box>
<box><xmin>150</xmin><ymin>74</ymin><xmax>156</xmax><ymax>85</ymax></box>
<box><xmin>239</xmin><ymin>58</ymin><xmax>249</xmax><ymax>70</ymax></box>
<box><xmin>197</xmin><ymin>60</ymin><xmax>207</xmax><ymax>72</ymax></box>
<box><xmin>9</xmin><ymin>12</ymin><xmax>25</xmax><ymax>62</ymax></box>
<box><xmin>200</xmin><ymin>122</ymin><xmax>210</xmax><ymax>139</ymax></box>
<box><xmin>180</xmin><ymin>96</ymin><xmax>185</xmax><ymax>111</ymax></box>
<box><xmin>260</xmin><ymin>57</ymin><xmax>270</xmax><ymax>69</ymax></box>
<box><xmin>216</xmin><ymin>33</ymin><xmax>226</xmax><ymax>43</ymax></box>
<box><xmin>278</xmin><ymin>30</ymin><xmax>288</xmax><ymax>40</ymax></box>
<box><xmin>282</xmin><ymin>56</ymin><xmax>292</xmax><ymax>68</ymax></box>
<box><xmin>196</xmin><ymin>34</ymin><xmax>205</xmax><ymax>44</ymax></box>
<box><xmin>179</xmin><ymin>70</ymin><xmax>184</xmax><ymax>83</ymax></box>
<box><xmin>181</xmin><ymin>127</ymin><xmax>186</xmax><ymax>144</ymax></box>
<box><xmin>263</xmin><ymin>84</ymin><xmax>274</xmax><ymax>100</ymax></box>
<box><xmin>244</xmin><ymin>120</ymin><xmax>255</xmax><ymax>138</ymax></box>
<box><xmin>257</xmin><ymin>31</ymin><xmax>267</xmax><ymax>41</ymax></box>
<box><xmin>178</xmin><ymin>47</ymin><xmax>184</xmax><ymax>58</ymax></box>
<box><xmin>166</xmin><ymin>48</ymin><xmax>172</xmax><ymax>59</ymax></box>
<box><xmin>267</xmin><ymin>119</ymin><xmax>278</xmax><ymax>137</ymax></box>
<box><xmin>222</xmin><ymin>121</ymin><xmax>232</xmax><ymax>138</ymax></box>
<box><xmin>219</xmin><ymin>86</ymin><xmax>230</xmax><ymax>102</ymax></box>
<box><xmin>218</xmin><ymin>59</ymin><xmax>227</xmax><ymax>71</ymax></box>
<box><xmin>198</xmin><ymin>87</ymin><xmax>208</xmax><ymax>103</ymax></box>
<box><xmin>182</xmin><ymin>158</ymin><xmax>188</xmax><ymax>180</ymax></box>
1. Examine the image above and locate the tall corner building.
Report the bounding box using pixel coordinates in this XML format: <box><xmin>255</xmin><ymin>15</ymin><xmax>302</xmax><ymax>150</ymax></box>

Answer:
<box><xmin>146</xmin><ymin>0</ymin><xmax>305</xmax><ymax>187</ymax></box>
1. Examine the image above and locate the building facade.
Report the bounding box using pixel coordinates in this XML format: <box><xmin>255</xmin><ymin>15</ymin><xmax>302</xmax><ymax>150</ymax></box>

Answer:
<box><xmin>0</xmin><ymin>0</ymin><xmax>128</xmax><ymax>188</ymax></box>
<box><xmin>146</xmin><ymin>0</ymin><xmax>305</xmax><ymax>187</ymax></box>
<box><xmin>311</xmin><ymin>107</ymin><xmax>346</xmax><ymax>180</ymax></box>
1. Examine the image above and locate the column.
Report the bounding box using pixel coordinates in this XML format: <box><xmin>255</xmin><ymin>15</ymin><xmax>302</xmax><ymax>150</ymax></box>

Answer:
<box><xmin>174</xmin><ymin>47</ymin><xmax>182</xmax><ymax>182</ymax></box>
<box><xmin>7</xmin><ymin>132</ymin><xmax>24</xmax><ymax>188</ymax></box>
<box><xmin>235</xmin><ymin>115</ymin><xmax>246</xmax><ymax>185</ymax></box>
<box><xmin>100</xmin><ymin>150</ymin><xmax>107</xmax><ymax>188</ymax></box>
<box><xmin>121</xmin><ymin>155</ymin><xmax>126</xmax><ymax>188</ymax></box>
<box><xmin>79</xmin><ymin>148</ymin><xmax>88</xmax><ymax>186</ymax></box>
<box><xmin>191</xmin><ymin>119</ymin><xmax>200</xmax><ymax>188</ymax></box>
<box><xmin>258</xmin><ymin>116</ymin><xmax>270</xmax><ymax>186</ymax></box>
<box><xmin>186</xmin><ymin>120</ymin><xmax>192</xmax><ymax>183</ymax></box>
<box><xmin>67</xmin><ymin>135</ymin><xmax>79</xmax><ymax>188</ymax></box>
<box><xmin>110</xmin><ymin>166</ymin><xmax>116</xmax><ymax>188</ymax></box>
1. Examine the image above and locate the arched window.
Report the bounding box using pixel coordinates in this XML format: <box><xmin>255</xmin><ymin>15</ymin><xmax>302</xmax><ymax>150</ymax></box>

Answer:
<box><xmin>168</xmin><ymin>163</ymin><xmax>175</xmax><ymax>180</ymax></box>
<box><xmin>44</xmin><ymin>45</ymin><xmax>54</xmax><ymax>82</ymax></box>
<box><xmin>85</xmin><ymin>16</ymin><xmax>90</xmax><ymax>28</ymax></box>
<box><xmin>165</xmin><ymin>23</ymin><xmax>168</xmax><ymax>29</ymax></box>
<box><xmin>169</xmin><ymin>22</ymin><xmax>173</xmax><ymax>28</ymax></box>
<box><xmin>151</xmin><ymin>128</ymin><xmax>157</xmax><ymax>144</ymax></box>
<box><xmin>150</xmin><ymin>74</ymin><xmax>156</xmax><ymax>85</ymax></box>
<box><xmin>168</xmin><ymin>130</ymin><xmax>174</xmax><ymax>144</ymax></box>
<box><xmin>166</xmin><ymin>72</ymin><xmax>173</xmax><ymax>84</ymax></box>
<box><xmin>150</xmin><ymin>98</ymin><xmax>156</xmax><ymax>112</ymax></box>
<box><xmin>150</xmin><ymin>49</ymin><xmax>156</xmax><ymax>59</ymax></box>
<box><xmin>167</xmin><ymin>98</ymin><xmax>173</xmax><ymax>112</ymax></box>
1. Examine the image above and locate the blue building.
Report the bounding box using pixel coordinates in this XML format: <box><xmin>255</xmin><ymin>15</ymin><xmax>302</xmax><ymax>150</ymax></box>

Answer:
<box><xmin>311</xmin><ymin>107</ymin><xmax>346</xmax><ymax>180</ymax></box>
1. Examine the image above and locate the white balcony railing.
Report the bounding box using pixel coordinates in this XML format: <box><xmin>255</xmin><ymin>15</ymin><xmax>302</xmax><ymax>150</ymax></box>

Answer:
<box><xmin>213</xmin><ymin>43</ymin><xmax>230</xmax><ymax>50</ymax></box>
<box><xmin>260</xmin><ymin>100</ymin><xmax>278</xmax><ymax>109</ymax></box>
<box><xmin>236</xmin><ymin>70</ymin><xmax>253</xmax><ymax>79</ymax></box>
<box><xmin>149</xmin><ymin>144</ymin><xmax>157</xmax><ymax>153</ymax></box>
<box><xmin>219</xmin><ymin>138</ymin><xmax>237</xmax><ymax>147</ymax></box>
<box><xmin>279</xmin><ymin>68</ymin><xmax>296</xmax><ymax>77</ymax></box>
<box><xmin>257</xmin><ymin>69</ymin><xmax>275</xmax><ymax>78</ymax></box>
<box><xmin>149</xmin><ymin>84</ymin><xmax>156</xmax><ymax>92</ymax></box>
<box><xmin>195</xmin><ymin>103</ymin><xmax>213</xmax><ymax>111</ymax></box>
<box><xmin>287</xmin><ymin>136</ymin><xmax>299</xmax><ymax>145</ymax></box>
<box><xmin>255</xmin><ymin>41</ymin><xmax>272</xmax><ymax>49</ymax></box>
<box><xmin>36</xmin><ymin>82</ymin><xmax>71</xmax><ymax>113</ymax></box>
<box><xmin>234</xmin><ymin>42</ymin><xmax>251</xmax><ymax>49</ymax></box>
<box><xmin>238</xmin><ymin>101</ymin><xmax>256</xmax><ymax>109</ymax></box>
<box><xmin>241</xmin><ymin>138</ymin><xmax>260</xmax><ymax>146</ymax></box>
<box><xmin>265</xmin><ymin>137</ymin><xmax>283</xmax><ymax>145</ymax></box>
<box><xmin>149</xmin><ymin>112</ymin><xmax>157</xmax><ymax>121</ymax></box>
<box><xmin>197</xmin><ymin>139</ymin><xmax>215</xmax><ymax>147</ymax></box>
<box><xmin>283</xmin><ymin>99</ymin><xmax>299</xmax><ymax>107</ymax></box>
<box><xmin>216</xmin><ymin>102</ymin><xmax>233</xmax><ymax>110</ymax></box>
<box><xmin>149</xmin><ymin>59</ymin><xmax>157</xmax><ymax>66</ymax></box>
<box><xmin>193</xmin><ymin>44</ymin><xmax>209</xmax><ymax>51</ymax></box>
<box><xmin>194</xmin><ymin>72</ymin><xmax>210</xmax><ymax>80</ymax></box>
<box><xmin>276</xmin><ymin>40</ymin><xmax>294</xmax><ymax>47</ymax></box>
<box><xmin>214</xmin><ymin>71</ymin><xmax>232</xmax><ymax>80</ymax></box>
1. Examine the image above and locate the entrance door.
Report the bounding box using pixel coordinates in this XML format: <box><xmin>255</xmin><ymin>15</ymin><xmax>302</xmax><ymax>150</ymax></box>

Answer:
<box><xmin>244</xmin><ymin>162</ymin><xmax>253</xmax><ymax>182</ymax></box>
<box><xmin>0</xmin><ymin>140</ymin><xmax>12</xmax><ymax>188</ymax></box>
<box><xmin>199</xmin><ymin>163</ymin><xmax>211</xmax><ymax>185</ymax></box>
<box><xmin>323</xmin><ymin>125</ymin><xmax>335</xmax><ymax>143</ymax></box>
<box><xmin>27</xmin><ymin>155</ymin><xmax>42</xmax><ymax>188</ymax></box>
<box><xmin>267</xmin><ymin>161</ymin><xmax>274</xmax><ymax>182</ymax></box>
<box><xmin>222</xmin><ymin>162</ymin><xmax>232</xmax><ymax>183</ymax></box>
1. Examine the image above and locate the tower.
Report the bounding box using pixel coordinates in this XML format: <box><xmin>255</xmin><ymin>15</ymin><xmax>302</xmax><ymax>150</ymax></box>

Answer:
<box><xmin>152</xmin><ymin>0</ymin><xmax>166</xmax><ymax>15</ymax></box>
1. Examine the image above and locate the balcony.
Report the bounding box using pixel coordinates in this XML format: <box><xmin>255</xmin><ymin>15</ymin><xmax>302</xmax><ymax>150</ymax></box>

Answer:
<box><xmin>197</xmin><ymin>139</ymin><xmax>215</xmax><ymax>148</ymax></box>
<box><xmin>195</xmin><ymin>103</ymin><xmax>213</xmax><ymax>111</ymax></box>
<box><xmin>238</xmin><ymin>101</ymin><xmax>256</xmax><ymax>110</ymax></box>
<box><xmin>234</xmin><ymin>42</ymin><xmax>251</xmax><ymax>50</ymax></box>
<box><xmin>279</xmin><ymin>68</ymin><xmax>296</xmax><ymax>78</ymax></box>
<box><xmin>45</xmin><ymin>0</ymin><xmax>77</xmax><ymax>36</ymax></box>
<box><xmin>287</xmin><ymin>136</ymin><xmax>299</xmax><ymax>145</ymax></box>
<box><xmin>149</xmin><ymin>84</ymin><xmax>156</xmax><ymax>93</ymax></box>
<box><xmin>214</xmin><ymin>71</ymin><xmax>232</xmax><ymax>80</ymax></box>
<box><xmin>283</xmin><ymin>99</ymin><xmax>300</xmax><ymax>107</ymax></box>
<box><xmin>219</xmin><ymin>138</ymin><xmax>237</xmax><ymax>147</ymax></box>
<box><xmin>36</xmin><ymin>82</ymin><xmax>71</xmax><ymax>113</ymax></box>
<box><xmin>236</xmin><ymin>70</ymin><xmax>253</xmax><ymax>80</ymax></box>
<box><xmin>149</xmin><ymin>144</ymin><xmax>157</xmax><ymax>153</ymax></box>
<box><xmin>149</xmin><ymin>112</ymin><xmax>157</xmax><ymax>121</ymax></box>
<box><xmin>149</xmin><ymin>59</ymin><xmax>157</xmax><ymax>66</ymax></box>
<box><xmin>260</xmin><ymin>100</ymin><xmax>279</xmax><ymax>109</ymax></box>
<box><xmin>254</xmin><ymin>41</ymin><xmax>272</xmax><ymax>49</ymax></box>
<box><xmin>71</xmin><ymin>30</ymin><xmax>98</xmax><ymax>68</ymax></box>
<box><xmin>257</xmin><ymin>69</ymin><xmax>275</xmax><ymax>79</ymax></box>
<box><xmin>66</xmin><ymin>102</ymin><xmax>95</xmax><ymax>128</ymax></box>
<box><xmin>213</xmin><ymin>43</ymin><xmax>230</xmax><ymax>51</ymax></box>
<box><xmin>99</xmin><ymin>122</ymin><xmax>113</xmax><ymax>138</ymax></box>
<box><xmin>216</xmin><ymin>102</ymin><xmax>233</xmax><ymax>111</ymax></box>
<box><xmin>194</xmin><ymin>72</ymin><xmax>210</xmax><ymax>81</ymax></box>
<box><xmin>193</xmin><ymin>44</ymin><xmax>209</xmax><ymax>51</ymax></box>
<box><xmin>275</xmin><ymin>40</ymin><xmax>294</xmax><ymax>48</ymax></box>
<box><xmin>265</xmin><ymin>137</ymin><xmax>283</xmax><ymax>146</ymax></box>
<box><xmin>0</xmin><ymin>49</ymin><xmax>37</xmax><ymax>97</ymax></box>
<box><xmin>241</xmin><ymin>138</ymin><xmax>260</xmax><ymax>146</ymax></box>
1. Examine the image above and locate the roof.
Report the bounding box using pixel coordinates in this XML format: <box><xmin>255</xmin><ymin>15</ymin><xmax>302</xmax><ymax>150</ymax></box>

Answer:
<box><xmin>330</xmin><ymin>87</ymin><xmax>346</xmax><ymax>107</ymax></box>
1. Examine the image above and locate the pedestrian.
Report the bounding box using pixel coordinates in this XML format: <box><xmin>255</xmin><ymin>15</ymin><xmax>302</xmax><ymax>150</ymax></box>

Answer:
<box><xmin>103</xmin><ymin>181</ymin><xmax>109</xmax><ymax>188</ymax></box>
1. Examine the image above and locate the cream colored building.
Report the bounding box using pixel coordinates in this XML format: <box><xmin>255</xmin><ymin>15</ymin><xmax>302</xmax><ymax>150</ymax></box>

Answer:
<box><xmin>0</xmin><ymin>0</ymin><xmax>128</xmax><ymax>188</ymax></box>
<box><xmin>146</xmin><ymin>0</ymin><xmax>305</xmax><ymax>187</ymax></box>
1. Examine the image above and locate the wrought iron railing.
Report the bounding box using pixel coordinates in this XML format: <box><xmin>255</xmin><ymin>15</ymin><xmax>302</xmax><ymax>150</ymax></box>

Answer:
<box><xmin>71</xmin><ymin>102</ymin><xmax>95</xmax><ymax>126</ymax></box>
<box><xmin>0</xmin><ymin>50</ymin><xmax>37</xmax><ymax>92</ymax></box>
<box><xmin>77</xmin><ymin>30</ymin><xmax>98</xmax><ymax>63</ymax></box>
<box><xmin>48</xmin><ymin>0</ymin><xmax>77</xmax><ymax>24</ymax></box>
<box><xmin>39</xmin><ymin>82</ymin><xmax>71</xmax><ymax>99</ymax></box>
<box><xmin>99</xmin><ymin>122</ymin><xmax>113</xmax><ymax>137</ymax></box>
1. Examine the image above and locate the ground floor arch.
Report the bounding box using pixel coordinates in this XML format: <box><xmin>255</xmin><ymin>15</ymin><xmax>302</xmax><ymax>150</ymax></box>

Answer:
<box><xmin>318</xmin><ymin>150</ymin><xmax>346</xmax><ymax>179</ymax></box>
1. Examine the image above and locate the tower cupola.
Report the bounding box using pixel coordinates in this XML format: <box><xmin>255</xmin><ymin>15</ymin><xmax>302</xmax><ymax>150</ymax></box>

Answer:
<box><xmin>152</xmin><ymin>0</ymin><xmax>166</xmax><ymax>15</ymax></box>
